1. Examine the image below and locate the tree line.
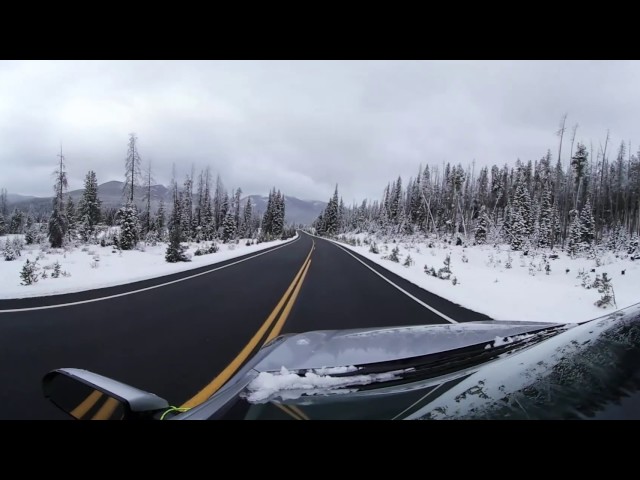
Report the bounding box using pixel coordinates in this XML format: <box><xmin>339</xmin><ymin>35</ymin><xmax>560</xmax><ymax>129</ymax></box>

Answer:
<box><xmin>1</xmin><ymin>133</ymin><xmax>292</xmax><ymax>261</ymax></box>
<box><xmin>315</xmin><ymin>119</ymin><xmax>640</xmax><ymax>255</ymax></box>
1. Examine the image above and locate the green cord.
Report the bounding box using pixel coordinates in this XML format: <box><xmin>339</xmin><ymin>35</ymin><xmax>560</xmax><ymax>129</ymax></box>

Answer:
<box><xmin>160</xmin><ymin>406</ymin><xmax>191</xmax><ymax>420</ymax></box>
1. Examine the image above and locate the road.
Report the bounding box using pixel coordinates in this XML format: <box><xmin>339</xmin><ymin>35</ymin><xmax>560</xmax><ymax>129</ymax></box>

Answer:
<box><xmin>0</xmin><ymin>232</ymin><xmax>490</xmax><ymax>419</ymax></box>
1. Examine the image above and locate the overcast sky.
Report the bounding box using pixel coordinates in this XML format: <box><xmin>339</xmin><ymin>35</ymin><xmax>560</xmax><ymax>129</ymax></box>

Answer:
<box><xmin>1</xmin><ymin>60</ymin><xmax>639</xmax><ymax>204</ymax></box>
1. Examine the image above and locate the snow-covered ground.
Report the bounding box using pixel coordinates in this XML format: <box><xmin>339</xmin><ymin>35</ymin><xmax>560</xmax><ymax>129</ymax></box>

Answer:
<box><xmin>329</xmin><ymin>233</ymin><xmax>640</xmax><ymax>324</ymax></box>
<box><xmin>0</xmin><ymin>234</ymin><xmax>298</xmax><ymax>300</ymax></box>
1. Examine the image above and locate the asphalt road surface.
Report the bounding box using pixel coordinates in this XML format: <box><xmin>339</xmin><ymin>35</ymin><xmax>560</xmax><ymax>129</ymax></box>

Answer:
<box><xmin>0</xmin><ymin>232</ymin><xmax>490</xmax><ymax>419</ymax></box>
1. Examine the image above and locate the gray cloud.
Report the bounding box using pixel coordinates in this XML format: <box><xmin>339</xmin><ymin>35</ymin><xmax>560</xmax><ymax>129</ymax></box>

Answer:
<box><xmin>1</xmin><ymin>60</ymin><xmax>639</xmax><ymax>204</ymax></box>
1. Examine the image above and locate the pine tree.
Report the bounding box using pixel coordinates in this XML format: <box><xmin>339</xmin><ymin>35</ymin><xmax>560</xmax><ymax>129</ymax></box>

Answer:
<box><xmin>242</xmin><ymin>198</ymin><xmax>253</xmax><ymax>237</ymax></box>
<box><xmin>321</xmin><ymin>185</ymin><xmax>340</xmax><ymax>236</ymax></box>
<box><xmin>262</xmin><ymin>189</ymin><xmax>274</xmax><ymax>237</ymax></box>
<box><xmin>0</xmin><ymin>213</ymin><xmax>5</xmax><ymax>236</ymax></box>
<box><xmin>180</xmin><ymin>174</ymin><xmax>193</xmax><ymax>241</ymax></box>
<box><xmin>165</xmin><ymin>182</ymin><xmax>188</xmax><ymax>263</ymax></box>
<box><xmin>65</xmin><ymin>196</ymin><xmax>77</xmax><ymax>242</ymax></box>
<box><xmin>20</xmin><ymin>258</ymin><xmax>39</xmax><ymax>285</ymax></box>
<box><xmin>233</xmin><ymin>188</ymin><xmax>242</xmax><ymax>233</ymax></box>
<box><xmin>222</xmin><ymin>211</ymin><xmax>237</xmax><ymax>242</ymax></box>
<box><xmin>273</xmin><ymin>190</ymin><xmax>285</xmax><ymax>237</ymax></box>
<box><xmin>78</xmin><ymin>170</ymin><xmax>102</xmax><ymax>242</ymax></box>
<box><xmin>117</xmin><ymin>202</ymin><xmax>139</xmax><ymax>250</ymax></box>
<box><xmin>124</xmin><ymin>133</ymin><xmax>142</xmax><ymax>204</ymax></box>
<box><xmin>155</xmin><ymin>198</ymin><xmax>166</xmax><ymax>233</ymax></box>
<box><xmin>579</xmin><ymin>197</ymin><xmax>595</xmax><ymax>248</ymax></box>
<box><xmin>474</xmin><ymin>205</ymin><xmax>489</xmax><ymax>244</ymax></box>
<box><xmin>537</xmin><ymin>185</ymin><xmax>553</xmax><ymax>248</ymax></box>
<box><xmin>48</xmin><ymin>147</ymin><xmax>68</xmax><ymax>248</ymax></box>
<box><xmin>566</xmin><ymin>210</ymin><xmax>582</xmax><ymax>256</ymax></box>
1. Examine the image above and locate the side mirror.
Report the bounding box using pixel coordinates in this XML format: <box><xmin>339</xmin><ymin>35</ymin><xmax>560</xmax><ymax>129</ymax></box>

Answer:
<box><xmin>43</xmin><ymin>368</ymin><xmax>170</xmax><ymax>420</ymax></box>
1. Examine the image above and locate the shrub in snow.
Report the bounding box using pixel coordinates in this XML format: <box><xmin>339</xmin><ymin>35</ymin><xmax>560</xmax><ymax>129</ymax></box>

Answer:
<box><xmin>20</xmin><ymin>259</ymin><xmax>40</xmax><ymax>285</ymax></box>
<box><xmin>3</xmin><ymin>240</ymin><xmax>16</xmax><ymax>261</ymax></box>
<box><xmin>51</xmin><ymin>261</ymin><xmax>61</xmax><ymax>278</ymax></box>
<box><xmin>246</xmin><ymin>239</ymin><xmax>251</xmax><ymax>246</ymax></box>
<box><xmin>41</xmin><ymin>270</ymin><xmax>48</xmax><ymax>279</ymax></box>
<box><xmin>505</xmin><ymin>252</ymin><xmax>512</xmax><ymax>269</ymax></box>
<box><xmin>61</xmin><ymin>270</ymin><xmax>71</xmax><ymax>277</ymax></box>
<box><xmin>90</xmin><ymin>261</ymin><xmax>99</xmax><ymax>269</ymax></box>
<box><xmin>388</xmin><ymin>246</ymin><xmax>400</xmax><ymax>263</ymax></box>
<box><xmin>593</xmin><ymin>273</ymin><xmax>616</xmax><ymax>309</ymax></box>
<box><xmin>424</xmin><ymin>264</ymin><xmax>435</xmax><ymax>277</ymax></box>
<box><xmin>81</xmin><ymin>246</ymin><xmax>89</xmax><ymax>252</ymax></box>
<box><xmin>144</xmin><ymin>231</ymin><xmax>159</xmax><ymax>247</ymax></box>
<box><xmin>11</xmin><ymin>237</ymin><xmax>23</xmax><ymax>257</ymax></box>
<box><xmin>451</xmin><ymin>276</ymin><xmax>458</xmax><ymax>286</ymax></box>
<box><xmin>403</xmin><ymin>254</ymin><xmax>414</xmax><ymax>267</ymax></box>
<box><xmin>25</xmin><ymin>225</ymin><xmax>37</xmax><ymax>245</ymax></box>
<box><xmin>437</xmin><ymin>254</ymin><xmax>452</xmax><ymax>280</ymax></box>
<box><xmin>369</xmin><ymin>243</ymin><xmax>379</xmax><ymax>254</ymax></box>
<box><xmin>461</xmin><ymin>252</ymin><xmax>468</xmax><ymax>263</ymax></box>
<box><xmin>577</xmin><ymin>269</ymin><xmax>592</xmax><ymax>289</ymax></box>
<box><xmin>528</xmin><ymin>261</ymin><xmax>536</xmax><ymax>276</ymax></box>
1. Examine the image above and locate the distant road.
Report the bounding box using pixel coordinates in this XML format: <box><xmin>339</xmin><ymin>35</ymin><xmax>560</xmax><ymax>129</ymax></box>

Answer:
<box><xmin>0</xmin><ymin>232</ymin><xmax>489</xmax><ymax>419</ymax></box>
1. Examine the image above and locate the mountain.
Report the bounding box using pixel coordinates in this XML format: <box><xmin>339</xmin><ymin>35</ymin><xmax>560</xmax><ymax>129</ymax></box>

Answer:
<box><xmin>242</xmin><ymin>195</ymin><xmax>326</xmax><ymax>225</ymax></box>
<box><xmin>6</xmin><ymin>181</ymin><xmax>325</xmax><ymax>225</ymax></box>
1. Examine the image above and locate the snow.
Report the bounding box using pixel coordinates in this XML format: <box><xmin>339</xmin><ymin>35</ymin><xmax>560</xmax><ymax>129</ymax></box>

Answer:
<box><xmin>244</xmin><ymin>365</ymin><xmax>408</xmax><ymax>403</ymax></box>
<box><xmin>0</xmin><ymin>234</ymin><xmax>298</xmax><ymax>300</ymax></box>
<box><xmin>311</xmin><ymin>365</ymin><xmax>359</xmax><ymax>375</ymax></box>
<box><xmin>330</xmin><ymin>234</ymin><xmax>640</xmax><ymax>323</ymax></box>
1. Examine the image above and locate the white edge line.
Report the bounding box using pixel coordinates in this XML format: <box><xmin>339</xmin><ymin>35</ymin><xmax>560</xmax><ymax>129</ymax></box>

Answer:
<box><xmin>0</xmin><ymin>235</ymin><xmax>302</xmax><ymax>313</ymax></box>
<box><xmin>304</xmin><ymin>232</ymin><xmax>457</xmax><ymax>324</ymax></box>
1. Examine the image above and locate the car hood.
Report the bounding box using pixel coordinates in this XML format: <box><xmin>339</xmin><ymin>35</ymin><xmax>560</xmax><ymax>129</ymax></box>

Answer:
<box><xmin>253</xmin><ymin>320</ymin><xmax>565</xmax><ymax>373</ymax></box>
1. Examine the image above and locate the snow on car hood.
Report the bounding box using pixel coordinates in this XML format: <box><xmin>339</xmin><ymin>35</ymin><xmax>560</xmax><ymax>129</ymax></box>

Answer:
<box><xmin>253</xmin><ymin>321</ymin><xmax>564</xmax><ymax>373</ymax></box>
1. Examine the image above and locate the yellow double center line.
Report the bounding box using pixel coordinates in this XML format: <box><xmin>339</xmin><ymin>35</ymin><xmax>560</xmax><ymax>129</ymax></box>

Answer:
<box><xmin>181</xmin><ymin>240</ymin><xmax>315</xmax><ymax>409</ymax></box>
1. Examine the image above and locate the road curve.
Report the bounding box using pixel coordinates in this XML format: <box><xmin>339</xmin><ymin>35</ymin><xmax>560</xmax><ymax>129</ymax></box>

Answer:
<box><xmin>0</xmin><ymin>232</ymin><xmax>490</xmax><ymax>419</ymax></box>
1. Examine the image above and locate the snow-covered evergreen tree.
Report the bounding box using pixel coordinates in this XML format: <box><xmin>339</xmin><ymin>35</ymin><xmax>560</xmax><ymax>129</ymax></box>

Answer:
<box><xmin>78</xmin><ymin>170</ymin><xmax>102</xmax><ymax>242</ymax></box>
<box><xmin>242</xmin><ymin>198</ymin><xmax>253</xmax><ymax>238</ymax></box>
<box><xmin>579</xmin><ymin>197</ymin><xmax>595</xmax><ymax>249</ymax></box>
<box><xmin>8</xmin><ymin>209</ymin><xmax>23</xmax><ymax>234</ymax></box>
<box><xmin>48</xmin><ymin>147</ymin><xmax>68</xmax><ymax>248</ymax></box>
<box><xmin>165</xmin><ymin>182</ymin><xmax>188</xmax><ymax>263</ymax></box>
<box><xmin>233</xmin><ymin>188</ymin><xmax>242</xmax><ymax>233</ymax></box>
<box><xmin>272</xmin><ymin>190</ymin><xmax>285</xmax><ymax>237</ymax></box>
<box><xmin>537</xmin><ymin>185</ymin><xmax>553</xmax><ymax>248</ymax></box>
<box><xmin>65</xmin><ymin>196</ymin><xmax>77</xmax><ymax>242</ymax></box>
<box><xmin>181</xmin><ymin>175</ymin><xmax>193</xmax><ymax>241</ymax></box>
<box><xmin>0</xmin><ymin>213</ymin><xmax>5</xmax><ymax>236</ymax></box>
<box><xmin>566</xmin><ymin>210</ymin><xmax>582</xmax><ymax>256</ymax></box>
<box><xmin>262</xmin><ymin>189</ymin><xmax>274</xmax><ymax>237</ymax></box>
<box><xmin>117</xmin><ymin>202</ymin><xmax>139</xmax><ymax>250</ymax></box>
<box><xmin>474</xmin><ymin>205</ymin><xmax>489</xmax><ymax>244</ymax></box>
<box><xmin>222</xmin><ymin>211</ymin><xmax>237</xmax><ymax>243</ymax></box>
<box><xmin>155</xmin><ymin>198</ymin><xmax>166</xmax><ymax>233</ymax></box>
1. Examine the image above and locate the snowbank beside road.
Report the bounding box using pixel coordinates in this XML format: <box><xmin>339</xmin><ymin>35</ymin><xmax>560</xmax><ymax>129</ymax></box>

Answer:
<box><xmin>329</xmin><ymin>233</ymin><xmax>639</xmax><ymax>323</ymax></box>
<box><xmin>0</xmin><ymin>234</ymin><xmax>298</xmax><ymax>300</ymax></box>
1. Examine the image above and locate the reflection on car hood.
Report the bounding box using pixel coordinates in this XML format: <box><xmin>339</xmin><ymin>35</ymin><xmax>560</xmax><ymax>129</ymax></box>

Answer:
<box><xmin>253</xmin><ymin>321</ymin><xmax>564</xmax><ymax>373</ymax></box>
